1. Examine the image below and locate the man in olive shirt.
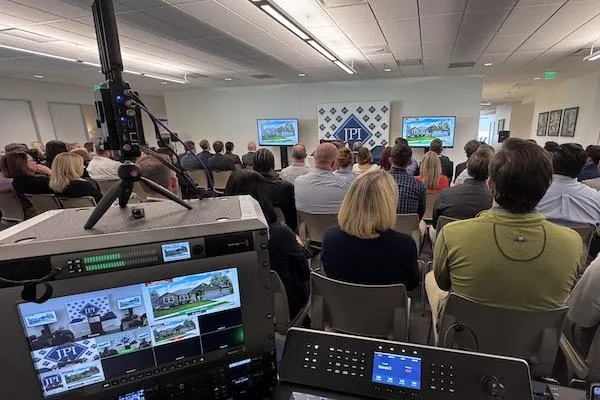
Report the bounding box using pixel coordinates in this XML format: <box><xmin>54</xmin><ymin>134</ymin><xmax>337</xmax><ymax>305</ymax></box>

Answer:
<box><xmin>426</xmin><ymin>139</ymin><xmax>581</xmax><ymax>341</ymax></box>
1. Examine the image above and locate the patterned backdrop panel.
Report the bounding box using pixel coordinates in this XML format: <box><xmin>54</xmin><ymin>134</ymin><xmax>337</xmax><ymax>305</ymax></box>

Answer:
<box><xmin>66</xmin><ymin>296</ymin><xmax>111</xmax><ymax>322</ymax></box>
<box><xmin>317</xmin><ymin>102</ymin><xmax>391</xmax><ymax>149</ymax></box>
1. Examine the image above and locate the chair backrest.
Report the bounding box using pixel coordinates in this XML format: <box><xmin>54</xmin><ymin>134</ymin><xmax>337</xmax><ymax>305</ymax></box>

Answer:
<box><xmin>213</xmin><ymin>170</ymin><xmax>232</xmax><ymax>190</ymax></box>
<box><xmin>25</xmin><ymin>194</ymin><xmax>62</xmax><ymax>214</ymax></box>
<box><xmin>548</xmin><ymin>219</ymin><xmax>595</xmax><ymax>268</ymax></box>
<box><xmin>189</xmin><ymin>169</ymin><xmax>208</xmax><ymax>188</ymax></box>
<box><xmin>436</xmin><ymin>215</ymin><xmax>460</xmax><ymax>231</ymax></box>
<box><xmin>423</xmin><ymin>192</ymin><xmax>440</xmax><ymax>222</ymax></box>
<box><xmin>96</xmin><ymin>179</ymin><xmax>120</xmax><ymax>194</ymax></box>
<box><xmin>439</xmin><ymin>292</ymin><xmax>568</xmax><ymax>378</ymax></box>
<box><xmin>0</xmin><ymin>191</ymin><xmax>25</xmax><ymax>222</ymax></box>
<box><xmin>297</xmin><ymin>211</ymin><xmax>338</xmax><ymax>244</ymax></box>
<box><xmin>310</xmin><ymin>272</ymin><xmax>410</xmax><ymax>341</ymax></box>
<box><xmin>393</xmin><ymin>213</ymin><xmax>420</xmax><ymax>248</ymax></box>
<box><xmin>58</xmin><ymin>196</ymin><xmax>97</xmax><ymax>208</ymax></box>
<box><xmin>271</xmin><ymin>270</ymin><xmax>291</xmax><ymax>335</ymax></box>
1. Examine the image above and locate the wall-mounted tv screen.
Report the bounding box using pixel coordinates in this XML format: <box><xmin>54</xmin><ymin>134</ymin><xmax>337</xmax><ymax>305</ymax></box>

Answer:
<box><xmin>257</xmin><ymin>119</ymin><xmax>299</xmax><ymax>146</ymax></box>
<box><xmin>402</xmin><ymin>116</ymin><xmax>456</xmax><ymax>148</ymax></box>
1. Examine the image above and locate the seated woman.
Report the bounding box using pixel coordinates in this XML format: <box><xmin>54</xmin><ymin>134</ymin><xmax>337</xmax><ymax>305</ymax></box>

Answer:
<box><xmin>352</xmin><ymin>146</ymin><xmax>379</xmax><ymax>174</ymax></box>
<box><xmin>49</xmin><ymin>153</ymin><xmax>102</xmax><ymax>203</ymax></box>
<box><xmin>321</xmin><ymin>169</ymin><xmax>419</xmax><ymax>288</ymax></box>
<box><xmin>334</xmin><ymin>147</ymin><xmax>358</xmax><ymax>183</ymax></box>
<box><xmin>0</xmin><ymin>151</ymin><xmax>53</xmax><ymax>194</ymax></box>
<box><xmin>416</xmin><ymin>151</ymin><xmax>449</xmax><ymax>193</ymax></box>
<box><xmin>225</xmin><ymin>169</ymin><xmax>310</xmax><ymax>317</ymax></box>
<box><xmin>43</xmin><ymin>140</ymin><xmax>68</xmax><ymax>168</ymax></box>
<box><xmin>378</xmin><ymin>146</ymin><xmax>392</xmax><ymax>171</ymax></box>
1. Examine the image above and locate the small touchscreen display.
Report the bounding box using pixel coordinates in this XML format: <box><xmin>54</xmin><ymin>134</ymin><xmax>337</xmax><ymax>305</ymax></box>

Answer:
<box><xmin>372</xmin><ymin>352</ymin><xmax>421</xmax><ymax>390</ymax></box>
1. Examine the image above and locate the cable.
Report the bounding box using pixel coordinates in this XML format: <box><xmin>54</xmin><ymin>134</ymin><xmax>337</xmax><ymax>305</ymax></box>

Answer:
<box><xmin>442</xmin><ymin>321</ymin><xmax>479</xmax><ymax>352</ymax></box>
<box><xmin>0</xmin><ymin>268</ymin><xmax>61</xmax><ymax>286</ymax></box>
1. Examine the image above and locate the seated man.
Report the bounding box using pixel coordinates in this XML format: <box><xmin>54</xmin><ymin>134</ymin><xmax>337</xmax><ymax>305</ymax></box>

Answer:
<box><xmin>388</xmin><ymin>143</ymin><xmax>426</xmax><ymax>219</ymax></box>
<box><xmin>180</xmin><ymin>141</ymin><xmax>205</xmax><ymax>170</ymax></box>
<box><xmin>454</xmin><ymin>140</ymin><xmax>481</xmax><ymax>183</ymax></box>
<box><xmin>579</xmin><ymin>145</ymin><xmax>600</xmax><ymax>181</ymax></box>
<box><xmin>426</xmin><ymin>138</ymin><xmax>581</xmax><ymax>336</ymax></box>
<box><xmin>432</xmin><ymin>146</ymin><xmax>493</xmax><ymax>227</ymax></box>
<box><xmin>87</xmin><ymin>146</ymin><xmax>121</xmax><ymax>181</ymax></box>
<box><xmin>224</xmin><ymin>141</ymin><xmax>242</xmax><ymax>166</ymax></box>
<box><xmin>242</xmin><ymin>141</ymin><xmax>257</xmax><ymax>169</ymax></box>
<box><xmin>395</xmin><ymin>138</ymin><xmax>419</xmax><ymax>176</ymax></box>
<box><xmin>537</xmin><ymin>143</ymin><xmax>600</xmax><ymax>226</ymax></box>
<box><xmin>206</xmin><ymin>141</ymin><xmax>236</xmax><ymax>172</ymax></box>
<box><xmin>280</xmin><ymin>143</ymin><xmax>311</xmax><ymax>184</ymax></box>
<box><xmin>430</xmin><ymin>138</ymin><xmax>454</xmax><ymax>182</ymax></box>
<box><xmin>197</xmin><ymin>139</ymin><xmax>213</xmax><ymax>162</ymax></box>
<box><xmin>295</xmin><ymin>143</ymin><xmax>351</xmax><ymax>214</ymax></box>
<box><xmin>137</xmin><ymin>155</ymin><xmax>179</xmax><ymax>201</ymax></box>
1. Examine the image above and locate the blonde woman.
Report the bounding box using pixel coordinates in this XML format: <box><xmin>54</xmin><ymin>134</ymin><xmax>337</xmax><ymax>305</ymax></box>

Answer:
<box><xmin>49</xmin><ymin>153</ymin><xmax>102</xmax><ymax>203</ymax></box>
<box><xmin>416</xmin><ymin>151</ymin><xmax>449</xmax><ymax>193</ymax></box>
<box><xmin>352</xmin><ymin>146</ymin><xmax>379</xmax><ymax>174</ymax></box>
<box><xmin>321</xmin><ymin>169</ymin><xmax>419</xmax><ymax>287</ymax></box>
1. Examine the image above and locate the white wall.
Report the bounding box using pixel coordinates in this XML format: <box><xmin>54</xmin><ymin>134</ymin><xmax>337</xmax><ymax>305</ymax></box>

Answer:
<box><xmin>509</xmin><ymin>102</ymin><xmax>534</xmax><ymax>139</ymax></box>
<box><xmin>493</xmin><ymin>103</ymin><xmax>512</xmax><ymax>144</ymax></box>
<box><xmin>529</xmin><ymin>70</ymin><xmax>600</xmax><ymax>145</ymax></box>
<box><xmin>0</xmin><ymin>77</ymin><xmax>166</xmax><ymax>147</ymax></box>
<box><xmin>165</xmin><ymin>76</ymin><xmax>483</xmax><ymax>168</ymax></box>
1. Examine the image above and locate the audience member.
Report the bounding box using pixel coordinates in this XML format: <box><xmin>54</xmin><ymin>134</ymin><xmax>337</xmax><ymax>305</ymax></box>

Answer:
<box><xmin>454</xmin><ymin>140</ymin><xmax>481</xmax><ymax>182</ymax></box>
<box><xmin>224</xmin><ymin>141</ymin><xmax>242</xmax><ymax>166</ymax></box>
<box><xmin>280</xmin><ymin>144</ymin><xmax>311</xmax><ymax>184</ymax></box>
<box><xmin>87</xmin><ymin>146</ymin><xmax>121</xmax><ymax>181</ymax></box>
<box><xmin>84</xmin><ymin>142</ymin><xmax>95</xmax><ymax>154</ymax></box>
<box><xmin>197</xmin><ymin>139</ymin><xmax>213</xmax><ymax>162</ymax></box>
<box><xmin>49</xmin><ymin>153</ymin><xmax>102</xmax><ymax>203</ymax></box>
<box><xmin>432</xmin><ymin>146</ymin><xmax>494</xmax><ymax>227</ymax></box>
<box><xmin>526</xmin><ymin>139</ymin><xmax>538</xmax><ymax>144</ymax></box>
<box><xmin>44</xmin><ymin>140</ymin><xmax>68</xmax><ymax>168</ymax></box>
<box><xmin>137</xmin><ymin>155</ymin><xmax>179</xmax><ymax>200</ymax></box>
<box><xmin>321</xmin><ymin>170</ymin><xmax>419</xmax><ymax>288</ymax></box>
<box><xmin>0</xmin><ymin>162</ymin><xmax>12</xmax><ymax>192</ymax></box>
<box><xmin>453</xmin><ymin>143</ymin><xmax>495</xmax><ymax>185</ymax></box>
<box><xmin>156</xmin><ymin>146</ymin><xmax>178</xmax><ymax>164</ymax></box>
<box><xmin>207</xmin><ymin>141</ymin><xmax>236</xmax><ymax>172</ymax></box>
<box><xmin>544</xmin><ymin>141</ymin><xmax>559</xmax><ymax>154</ymax></box>
<box><xmin>388</xmin><ymin>144</ymin><xmax>426</xmax><ymax>219</ymax></box>
<box><xmin>225</xmin><ymin>169</ymin><xmax>309</xmax><ymax>317</ymax></box>
<box><xmin>70</xmin><ymin>148</ymin><xmax>91</xmax><ymax>167</ymax></box>
<box><xmin>31</xmin><ymin>141</ymin><xmax>45</xmax><ymax>155</ymax></box>
<box><xmin>0</xmin><ymin>151</ymin><xmax>53</xmax><ymax>194</ymax></box>
<box><xmin>537</xmin><ymin>143</ymin><xmax>600</xmax><ymax>225</ymax></box>
<box><xmin>334</xmin><ymin>147</ymin><xmax>358</xmax><ymax>183</ymax></box>
<box><xmin>427</xmin><ymin>138</ymin><xmax>581</xmax><ymax>331</ymax></box>
<box><xmin>378</xmin><ymin>147</ymin><xmax>392</xmax><ymax>171</ymax></box>
<box><xmin>26</xmin><ymin>148</ymin><xmax>44</xmax><ymax>164</ymax></box>
<box><xmin>180</xmin><ymin>141</ymin><xmax>204</xmax><ymax>170</ymax></box>
<box><xmin>395</xmin><ymin>138</ymin><xmax>419</xmax><ymax>176</ymax></box>
<box><xmin>4</xmin><ymin>143</ymin><xmax>28</xmax><ymax>153</ymax></box>
<box><xmin>430</xmin><ymin>138</ymin><xmax>454</xmax><ymax>182</ymax></box>
<box><xmin>295</xmin><ymin>143</ymin><xmax>351</xmax><ymax>214</ymax></box>
<box><xmin>253</xmin><ymin>148</ymin><xmax>297</xmax><ymax>231</ymax></box>
<box><xmin>67</xmin><ymin>143</ymin><xmax>79</xmax><ymax>151</ymax></box>
<box><xmin>579</xmin><ymin>145</ymin><xmax>600</xmax><ymax>181</ymax></box>
<box><xmin>242</xmin><ymin>141</ymin><xmax>257</xmax><ymax>168</ymax></box>
<box><xmin>353</xmin><ymin>146</ymin><xmax>379</xmax><ymax>174</ymax></box>
<box><xmin>416</xmin><ymin>151</ymin><xmax>449</xmax><ymax>193</ymax></box>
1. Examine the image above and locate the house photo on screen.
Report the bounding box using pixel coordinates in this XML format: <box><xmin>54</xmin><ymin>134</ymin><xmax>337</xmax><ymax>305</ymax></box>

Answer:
<box><xmin>402</xmin><ymin>116</ymin><xmax>456</xmax><ymax>148</ymax></box>
<box><xmin>257</xmin><ymin>119</ymin><xmax>299</xmax><ymax>146</ymax></box>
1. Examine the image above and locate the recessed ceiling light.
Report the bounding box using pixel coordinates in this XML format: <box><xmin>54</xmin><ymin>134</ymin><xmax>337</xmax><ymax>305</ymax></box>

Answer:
<box><xmin>383</xmin><ymin>68</ymin><xmax>392</xmax><ymax>72</ymax></box>
<box><xmin>533</xmin><ymin>77</ymin><xmax>541</xmax><ymax>80</ymax></box>
<box><xmin>481</xmin><ymin>102</ymin><xmax>491</xmax><ymax>106</ymax></box>
<box><xmin>484</xmin><ymin>63</ymin><xmax>493</xmax><ymax>66</ymax></box>
<box><xmin>33</xmin><ymin>75</ymin><xmax>44</xmax><ymax>78</ymax></box>
<box><xmin>298</xmin><ymin>73</ymin><xmax>306</xmax><ymax>77</ymax></box>
<box><xmin>161</xmin><ymin>81</ymin><xmax>168</xmax><ymax>85</ymax></box>
<box><xmin>225</xmin><ymin>78</ymin><xmax>232</xmax><ymax>81</ymax></box>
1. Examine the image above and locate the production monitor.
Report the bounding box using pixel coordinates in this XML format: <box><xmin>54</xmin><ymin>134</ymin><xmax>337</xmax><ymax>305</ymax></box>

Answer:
<box><xmin>402</xmin><ymin>116</ymin><xmax>456</xmax><ymax>148</ymax></box>
<box><xmin>257</xmin><ymin>119</ymin><xmax>299</xmax><ymax>146</ymax></box>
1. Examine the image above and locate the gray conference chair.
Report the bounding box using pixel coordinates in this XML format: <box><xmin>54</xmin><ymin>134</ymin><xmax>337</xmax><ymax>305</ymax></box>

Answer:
<box><xmin>189</xmin><ymin>169</ymin><xmax>209</xmax><ymax>189</ymax></box>
<box><xmin>270</xmin><ymin>270</ymin><xmax>309</xmax><ymax>336</ymax></box>
<box><xmin>25</xmin><ymin>194</ymin><xmax>62</xmax><ymax>215</ymax></box>
<box><xmin>58</xmin><ymin>196</ymin><xmax>97</xmax><ymax>208</ymax></box>
<box><xmin>393</xmin><ymin>213</ymin><xmax>421</xmax><ymax>249</ymax></box>
<box><xmin>0</xmin><ymin>191</ymin><xmax>25</xmax><ymax>223</ymax></box>
<box><xmin>96</xmin><ymin>179</ymin><xmax>120</xmax><ymax>194</ymax></box>
<box><xmin>423</xmin><ymin>192</ymin><xmax>440</xmax><ymax>223</ymax></box>
<box><xmin>213</xmin><ymin>170</ymin><xmax>232</xmax><ymax>191</ymax></box>
<box><xmin>436</xmin><ymin>215</ymin><xmax>460</xmax><ymax>231</ymax></box>
<box><xmin>297</xmin><ymin>211</ymin><xmax>338</xmax><ymax>246</ymax></box>
<box><xmin>310</xmin><ymin>272</ymin><xmax>411</xmax><ymax>341</ymax></box>
<box><xmin>548</xmin><ymin>219</ymin><xmax>595</xmax><ymax>270</ymax></box>
<box><xmin>438</xmin><ymin>292</ymin><xmax>568</xmax><ymax>379</ymax></box>
<box><xmin>560</xmin><ymin>324</ymin><xmax>600</xmax><ymax>384</ymax></box>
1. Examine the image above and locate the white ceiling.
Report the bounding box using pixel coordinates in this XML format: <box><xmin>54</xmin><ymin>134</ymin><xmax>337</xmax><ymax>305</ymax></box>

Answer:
<box><xmin>0</xmin><ymin>0</ymin><xmax>599</xmax><ymax>102</ymax></box>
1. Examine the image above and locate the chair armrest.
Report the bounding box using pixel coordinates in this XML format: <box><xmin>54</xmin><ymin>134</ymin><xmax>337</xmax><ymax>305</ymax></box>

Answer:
<box><xmin>393</xmin><ymin>306</ymin><xmax>409</xmax><ymax>342</ymax></box>
<box><xmin>273</xmin><ymin>293</ymin><xmax>291</xmax><ymax>336</ymax></box>
<box><xmin>310</xmin><ymin>295</ymin><xmax>325</xmax><ymax>330</ymax></box>
<box><xmin>559</xmin><ymin>333</ymin><xmax>589</xmax><ymax>380</ymax></box>
<box><xmin>290</xmin><ymin>298</ymin><xmax>311</xmax><ymax>329</ymax></box>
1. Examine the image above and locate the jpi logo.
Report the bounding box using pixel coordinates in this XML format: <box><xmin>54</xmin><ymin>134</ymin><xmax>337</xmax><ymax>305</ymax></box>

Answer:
<box><xmin>333</xmin><ymin>115</ymin><xmax>372</xmax><ymax>146</ymax></box>
<box><xmin>45</xmin><ymin>342</ymin><xmax>87</xmax><ymax>363</ymax></box>
<box><xmin>343</xmin><ymin>127</ymin><xmax>363</xmax><ymax>141</ymax></box>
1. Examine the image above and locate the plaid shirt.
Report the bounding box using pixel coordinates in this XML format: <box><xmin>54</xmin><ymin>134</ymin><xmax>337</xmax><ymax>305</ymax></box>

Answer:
<box><xmin>389</xmin><ymin>166</ymin><xmax>426</xmax><ymax>219</ymax></box>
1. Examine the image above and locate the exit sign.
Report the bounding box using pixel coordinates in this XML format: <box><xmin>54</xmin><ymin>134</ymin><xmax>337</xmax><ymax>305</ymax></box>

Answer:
<box><xmin>544</xmin><ymin>71</ymin><xmax>556</xmax><ymax>80</ymax></box>
<box><xmin>93</xmin><ymin>84</ymin><xmax>102</xmax><ymax>91</ymax></box>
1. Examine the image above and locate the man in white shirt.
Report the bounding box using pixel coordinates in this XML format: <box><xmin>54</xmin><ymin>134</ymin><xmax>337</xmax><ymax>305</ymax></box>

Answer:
<box><xmin>86</xmin><ymin>147</ymin><xmax>121</xmax><ymax>181</ymax></box>
<box><xmin>137</xmin><ymin>155</ymin><xmax>179</xmax><ymax>201</ymax></box>
<box><xmin>537</xmin><ymin>143</ymin><xmax>600</xmax><ymax>225</ymax></box>
<box><xmin>295</xmin><ymin>143</ymin><xmax>351</xmax><ymax>214</ymax></box>
<box><xmin>280</xmin><ymin>144</ymin><xmax>311</xmax><ymax>184</ymax></box>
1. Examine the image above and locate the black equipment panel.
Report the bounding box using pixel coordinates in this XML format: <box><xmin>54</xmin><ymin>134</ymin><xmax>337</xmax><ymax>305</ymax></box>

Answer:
<box><xmin>279</xmin><ymin>328</ymin><xmax>533</xmax><ymax>400</ymax></box>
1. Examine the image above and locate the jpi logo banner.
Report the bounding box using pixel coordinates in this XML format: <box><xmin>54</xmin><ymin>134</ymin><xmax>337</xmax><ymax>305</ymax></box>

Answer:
<box><xmin>317</xmin><ymin>102</ymin><xmax>391</xmax><ymax>150</ymax></box>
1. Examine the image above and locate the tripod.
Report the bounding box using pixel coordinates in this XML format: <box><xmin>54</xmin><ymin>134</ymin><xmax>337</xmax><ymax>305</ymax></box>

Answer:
<box><xmin>84</xmin><ymin>162</ymin><xmax>192</xmax><ymax>229</ymax></box>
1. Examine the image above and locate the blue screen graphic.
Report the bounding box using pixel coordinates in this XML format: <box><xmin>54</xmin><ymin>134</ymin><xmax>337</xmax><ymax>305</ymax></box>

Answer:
<box><xmin>257</xmin><ymin>119</ymin><xmax>299</xmax><ymax>146</ymax></box>
<box><xmin>161</xmin><ymin>241</ymin><xmax>191</xmax><ymax>262</ymax></box>
<box><xmin>594</xmin><ymin>386</ymin><xmax>600</xmax><ymax>396</ymax></box>
<box><xmin>118</xmin><ymin>390</ymin><xmax>145</xmax><ymax>400</ymax></box>
<box><xmin>372</xmin><ymin>352</ymin><xmax>421</xmax><ymax>390</ymax></box>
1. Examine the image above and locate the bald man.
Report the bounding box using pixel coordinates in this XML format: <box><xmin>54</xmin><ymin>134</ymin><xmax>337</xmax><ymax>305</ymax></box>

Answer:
<box><xmin>295</xmin><ymin>143</ymin><xmax>352</xmax><ymax>214</ymax></box>
<box><xmin>242</xmin><ymin>141</ymin><xmax>257</xmax><ymax>169</ymax></box>
<box><xmin>280</xmin><ymin>143</ymin><xmax>311</xmax><ymax>184</ymax></box>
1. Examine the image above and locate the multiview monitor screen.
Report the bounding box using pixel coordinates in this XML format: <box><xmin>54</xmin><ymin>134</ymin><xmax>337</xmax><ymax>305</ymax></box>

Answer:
<box><xmin>17</xmin><ymin>267</ymin><xmax>243</xmax><ymax>398</ymax></box>
<box><xmin>402</xmin><ymin>116</ymin><xmax>456</xmax><ymax>148</ymax></box>
<box><xmin>257</xmin><ymin>119</ymin><xmax>299</xmax><ymax>146</ymax></box>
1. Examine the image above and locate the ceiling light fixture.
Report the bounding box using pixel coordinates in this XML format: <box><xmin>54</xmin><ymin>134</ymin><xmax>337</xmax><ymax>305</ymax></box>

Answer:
<box><xmin>33</xmin><ymin>75</ymin><xmax>44</xmax><ymax>79</ymax></box>
<box><xmin>161</xmin><ymin>81</ymin><xmax>168</xmax><ymax>85</ymax></box>
<box><xmin>249</xmin><ymin>0</ymin><xmax>355</xmax><ymax>75</ymax></box>
<box><xmin>383</xmin><ymin>68</ymin><xmax>392</xmax><ymax>72</ymax></box>
<box><xmin>484</xmin><ymin>63</ymin><xmax>493</xmax><ymax>66</ymax></box>
<box><xmin>481</xmin><ymin>102</ymin><xmax>491</xmax><ymax>106</ymax></box>
<box><xmin>0</xmin><ymin>44</ymin><xmax>77</xmax><ymax>63</ymax></box>
<box><xmin>584</xmin><ymin>48</ymin><xmax>600</xmax><ymax>61</ymax></box>
<box><xmin>533</xmin><ymin>77</ymin><xmax>541</xmax><ymax>80</ymax></box>
<box><xmin>225</xmin><ymin>78</ymin><xmax>232</xmax><ymax>81</ymax></box>
<box><xmin>143</xmin><ymin>73</ymin><xmax>187</xmax><ymax>84</ymax></box>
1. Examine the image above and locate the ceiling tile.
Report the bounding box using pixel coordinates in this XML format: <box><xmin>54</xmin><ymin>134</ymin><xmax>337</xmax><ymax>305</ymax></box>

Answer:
<box><xmin>485</xmin><ymin>35</ymin><xmax>528</xmax><ymax>53</ymax></box>
<box><xmin>422</xmin><ymin>41</ymin><xmax>454</xmax><ymax>58</ymax></box>
<box><xmin>420</xmin><ymin>13</ymin><xmax>463</xmax><ymax>42</ymax></box>
<box><xmin>379</xmin><ymin>18</ymin><xmax>420</xmax><ymax>44</ymax></box>
<box><xmin>390</xmin><ymin>42</ymin><xmax>422</xmax><ymax>59</ymax></box>
<box><xmin>419</xmin><ymin>0</ymin><xmax>467</xmax><ymax>16</ymax></box>
<box><xmin>342</xmin><ymin>21</ymin><xmax>387</xmax><ymax>46</ymax></box>
<box><xmin>326</xmin><ymin>4</ymin><xmax>374</xmax><ymax>24</ymax></box>
<box><xmin>467</xmin><ymin>0</ymin><xmax>518</xmax><ymax>11</ymax></box>
<box><xmin>496</xmin><ymin>4</ymin><xmax>562</xmax><ymax>36</ymax></box>
<box><xmin>370</xmin><ymin>0</ymin><xmax>418</xmax><ymax>20</ymax></box>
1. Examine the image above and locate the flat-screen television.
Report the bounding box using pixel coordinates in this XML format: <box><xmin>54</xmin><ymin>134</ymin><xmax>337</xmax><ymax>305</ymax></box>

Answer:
<box><xmin>257</xmin><ymin>119</ymin><xmax>299</xmax><ymax>146</ymax></box>
<box><xmin>402</xmin><ymin>116</ymin><xmax>456</xmax><ymax>148</ymax></box>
